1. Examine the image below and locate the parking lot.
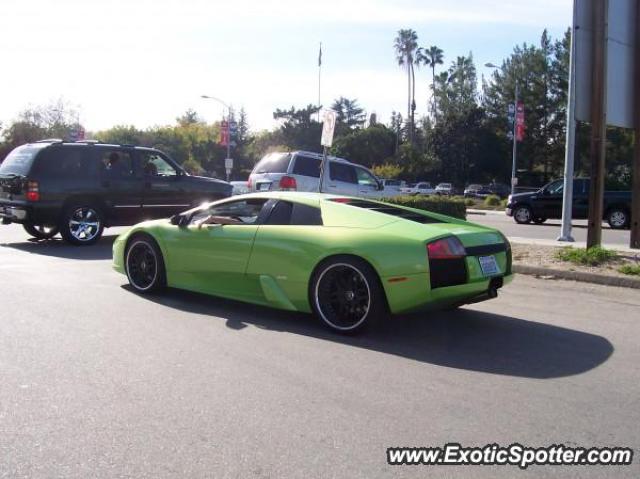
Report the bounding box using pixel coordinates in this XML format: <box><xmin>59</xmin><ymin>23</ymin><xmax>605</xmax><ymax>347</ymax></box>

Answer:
<box><xmin>1</xmin><ymin>222</ymin><xmax>639</xmax><ymax>478</ymax></box>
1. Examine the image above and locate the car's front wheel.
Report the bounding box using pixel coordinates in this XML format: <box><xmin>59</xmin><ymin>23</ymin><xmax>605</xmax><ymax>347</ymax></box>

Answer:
<box><xmin>23</xmin><ymin>222</ymin><xmax>59</xmax><ymax>240</ymax></box>
<box><xmin>310</xmin><ymin>256</ymin><xmax>387</xmax><ymax>334</ymax></box>
<box><xmin>125</xmin><ymin>234</ymin><xmax>166</xmax><ymax>293</ymax></box>
<box><xmin>606</xmin><ymin>208</ymin><xmax>629</xmax><ymax>229</ymax></box>
<box><xmin>60</xmin><ymin>204</ymin><xmax>104</xmax><ymax>245</ymax></box>
<box><xmin>513</xmin><ymin>205</ymin><xmax>533</xmax><ymax>224</ymax></box>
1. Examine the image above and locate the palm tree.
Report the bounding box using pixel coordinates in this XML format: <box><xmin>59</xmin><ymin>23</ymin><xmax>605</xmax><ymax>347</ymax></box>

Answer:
<box><xmin>394</xmin><ymin>29</ymin><xmax>418</xmax><ymax>143</ymax></box>
<box><xmin>416</xmin><ymin>45</ymin><xmax>444</xmax><ymax>121</ymax></box>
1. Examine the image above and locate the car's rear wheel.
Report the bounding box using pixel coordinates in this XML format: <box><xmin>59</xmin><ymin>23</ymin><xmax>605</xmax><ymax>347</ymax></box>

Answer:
<box><xmin>125</xmin><ymin>234</ymin><xmax>166</xmax><ymax>293</ymax></box>
<box><xmin>513</xmin><ymin>205</ymin><xmax>533</xmax><ymax>224</ymax></box>
<box><xmin>60</xmin><ymin>204</ymin><xmax>104</xmax><ymax>246</ymax></box>
<box><xmin>606</xmin><ymin>208</ymin><xmax>629</xmax><ymax>229</ymax></box>
<box><xmin>23</xmin><ymin>222</ymin><xmax>59</xmax><ymax>240</ymax></box>
<box><xmin>310</xmin><ymin>256</ymin><xmax>386</xmax><ymax>334</ymax></box>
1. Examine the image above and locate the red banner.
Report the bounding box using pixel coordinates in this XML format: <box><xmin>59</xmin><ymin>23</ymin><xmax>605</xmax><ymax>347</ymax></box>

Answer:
<box><xmin>219</xmin><ymin>122</ymin><xmax>229</xmax><ymax>146</ymax></box>
<box><xmin>515</xmin><ymin>101</ymin><xmax>525</xmax><ymax>141</ymax></box>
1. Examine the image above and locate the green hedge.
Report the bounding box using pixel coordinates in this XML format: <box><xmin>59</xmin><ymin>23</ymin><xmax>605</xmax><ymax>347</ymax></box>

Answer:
<box><xmin>383</xmin><ymin>195</ymin><xmax>467</xmax><ymax>220</ymax></box>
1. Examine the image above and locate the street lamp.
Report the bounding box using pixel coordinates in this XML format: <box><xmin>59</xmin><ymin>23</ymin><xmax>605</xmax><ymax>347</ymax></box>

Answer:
<box><xmin>201</xmin><ymin>94</ymin><xmax>232</xmax><ymax>180</ymax></box>
<box><xmin>486</xmin><ymin>63</ymin><xmax>519</xmax><ymax>197</ymax></box>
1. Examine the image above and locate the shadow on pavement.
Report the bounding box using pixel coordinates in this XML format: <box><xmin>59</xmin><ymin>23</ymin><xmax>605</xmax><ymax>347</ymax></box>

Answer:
<box><xmin>1</xmin><ymin>235</ymin><xmax>117</xmax><ymax>260</ymax></box>
<box><xmin>123</xmin><ymin>285</ymin><xmax>614</xmax><ymax>380</ymax></box>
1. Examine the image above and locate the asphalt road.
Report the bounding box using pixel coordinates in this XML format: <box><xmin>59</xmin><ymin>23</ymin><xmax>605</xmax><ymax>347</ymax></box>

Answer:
<box><xmin>1</xmin><ymin>223</ymin><xmax>639</xmax><ymax>478</ymax></box>
<box><xmin>469</xmin><ymin>211</ymin><xmax>631</xmax><ymax>248</ymax></box>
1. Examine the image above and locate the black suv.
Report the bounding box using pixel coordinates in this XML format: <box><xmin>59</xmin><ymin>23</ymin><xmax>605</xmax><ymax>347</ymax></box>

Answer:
<box><xmin>0</xmin><ymin>140</ymin><xmax>232</xmax><ymax>245</ymax></box>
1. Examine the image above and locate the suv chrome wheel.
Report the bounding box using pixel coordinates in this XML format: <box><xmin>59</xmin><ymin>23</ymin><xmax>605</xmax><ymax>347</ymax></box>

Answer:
<box><xmin>513</xmin><ymin>206</ymin><xmax>532</xmax><ymax>224</ymax></box>
<box><xmin>68</xmin><ymin>207</ymin><xmax>101</xmax><ymax>242</ymax></box>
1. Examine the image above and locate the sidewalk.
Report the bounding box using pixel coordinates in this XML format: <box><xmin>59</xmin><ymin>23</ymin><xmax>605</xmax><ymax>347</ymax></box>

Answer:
<box><xmin>467</xmin><ymin>208</ymin><xmax>504</xmax><ymax>216</ymax></box>
<box><xmin>508</xmin><ymin>236</ymin><xmax>638</xmax><ymax>254</ymax></box>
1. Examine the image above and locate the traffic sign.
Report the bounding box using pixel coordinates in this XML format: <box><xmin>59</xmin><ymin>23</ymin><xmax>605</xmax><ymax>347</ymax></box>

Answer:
<box><xmin>224</xmin><ymin>158</ymin><xmax>233</xmax><ymax>169</ymax></box>
<box><xmin>321</xmin><ymin>109</ymin><xmax>337</xmax><ymax>147</ymax></box>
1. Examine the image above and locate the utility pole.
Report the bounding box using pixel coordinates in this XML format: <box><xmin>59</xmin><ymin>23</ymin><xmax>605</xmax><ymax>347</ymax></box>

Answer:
<box><xmin>631</xmin><ymin>0</ymin><xmax>640</xmax><ymax>249</ymax></box>
<box><xmin>510</xmin><ymin>84</ymin><xmax>519</xmax><ymax>197</ymax></box>
<box><xmin>586</xmin><ymin>0</ymin><xmax>608</xmax><ymax>248</ymax></box>
<box><xmin>558</xmin><ymin>0</ymin><xmax>578</xmax><ymax>243</ymax></box>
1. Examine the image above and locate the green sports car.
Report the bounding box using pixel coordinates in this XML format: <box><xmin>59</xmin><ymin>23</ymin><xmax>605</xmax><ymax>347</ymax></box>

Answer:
<box><xmin>113</xmin><ymin>192</ymin><xmax>513</xmax><ymax>333</ymax></box>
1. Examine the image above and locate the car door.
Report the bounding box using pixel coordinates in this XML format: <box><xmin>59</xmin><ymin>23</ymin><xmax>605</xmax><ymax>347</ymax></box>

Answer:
<box><xmin>165</xmin><ymin>197</ymin><xmax>270</xmax><ymax>299</ymax></box>
<box><xmin>138</xmin><ymin>150</ymin><xmax>191</xmax><ymax>218</ymax></box>
<box><xmin>354</xmin><ymin>166</ymin><xmax>381</xmax><ymax>198</ymax></box>
<box><xmin>326</xmin><ymin>162</ymin><xmax>358</xmax><ymax>195</ymax></box>
<box><xmin>572</xmin><ymin>179</ymin><xmax>590</xmax><ymax>219</ymax></box>
<box><xmin>537</xmin><ymin>179</ymin><xmax>564</xmax><ymax>218</ymax></box>
<box><xmin>97</xmin><ymin>148</ymin><xmax>144</xmax><ymax>224</ymax></box>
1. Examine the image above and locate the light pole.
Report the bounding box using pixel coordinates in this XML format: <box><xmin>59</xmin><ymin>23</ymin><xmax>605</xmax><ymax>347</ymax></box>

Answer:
<box><xmin>201</xmin><ymin>94</ymin><xmax>232</xmax><ymax>180</ymax></box>
<box><xmin>486</xmin><ymin>63</ymin><xmax>518</xmax><ymax>197</ymax></box>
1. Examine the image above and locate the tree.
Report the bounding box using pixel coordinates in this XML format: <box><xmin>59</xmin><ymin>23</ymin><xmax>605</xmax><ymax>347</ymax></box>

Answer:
<box><xmin>394</xmin><ymin>29</ymin><xmax>419</xmax><ymax>143</ymax></box>
<box><xmin>331</xmin><ymin>124</ymin><xmax>396</xmax><ymax>168</ymax></box>
<box><xmin>176</xmin><ymin>109</ymin><xmax>201</xmax><ymax>127</ymax></box>
<box><xmin>331</xmin><ymin>97</ymin><xmax>366</xmax><ymax>130</ymax></box>
<box><xmin>272</xmin><ymin>104</ymin><xmax>322</xmax><ymax>152</ymax></box>
<box><xmin>416</xmin><ymin>45</ymin><xmax>444</xmax><ymax>121</ymax></box>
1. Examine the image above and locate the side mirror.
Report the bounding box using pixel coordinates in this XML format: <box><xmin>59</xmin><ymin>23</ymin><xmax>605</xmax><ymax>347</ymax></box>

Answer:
<box><xmin>377</xmin><ymin>181</ymin><xmax>384</xmax><ymax>191</ymax></box>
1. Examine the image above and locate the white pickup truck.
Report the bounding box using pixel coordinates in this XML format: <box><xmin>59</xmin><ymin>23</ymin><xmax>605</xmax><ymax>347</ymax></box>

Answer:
<box><xmin>400</xmin><ymin>181</ymin><xmax>435</xmax><ymax>196</ymax></box>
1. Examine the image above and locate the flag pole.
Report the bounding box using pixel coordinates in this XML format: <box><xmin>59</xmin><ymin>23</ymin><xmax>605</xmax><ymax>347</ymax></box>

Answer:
<box><xmin>318</xmin><ymin>42</ymin><xmax>322</xmax><ymax>122</ymax></box>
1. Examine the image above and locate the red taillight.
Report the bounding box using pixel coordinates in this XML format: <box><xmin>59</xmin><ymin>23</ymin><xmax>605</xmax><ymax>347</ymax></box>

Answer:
<box><xmin>330</xmin><ymin>198</ymin><xmax>352</xmax><ymax>203</ymax></box>
<box><xmin>279</xmin><ymin>176</ymin><xmax>297</xmax><ymax>190</ymax></box>
<box><xmin>427</xmin><ymin>236</ymin><xmax>465</xmax><ymax>259</ymax></box>
<box><xmin>26</xmin><ymin>181</ymin><xmax>40</xmax><ymax>202</ymax></box>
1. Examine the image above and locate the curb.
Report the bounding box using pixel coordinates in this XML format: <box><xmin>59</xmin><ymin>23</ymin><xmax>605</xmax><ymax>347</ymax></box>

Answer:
<box><xmin>467</xmin><ymin>208</ymin><xmax>503</xmax><ymax>216</ymax></box>
<box><xmin>513</xmin><ymin>264</ymin><xmax>640</xmax><ymax>289</ymax></box>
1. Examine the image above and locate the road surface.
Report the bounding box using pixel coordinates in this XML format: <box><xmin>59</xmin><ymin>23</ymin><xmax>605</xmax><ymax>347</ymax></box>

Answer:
<box><xmin>1</xmin><ymin>224</ymin><xmax>638</xmax><ymax>478</ymax></box>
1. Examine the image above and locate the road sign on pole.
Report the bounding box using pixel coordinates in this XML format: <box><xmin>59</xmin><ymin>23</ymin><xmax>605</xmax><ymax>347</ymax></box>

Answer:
<box><xmin>320</xmin><ymin>109</ymin><xmax>337</xmax><ymax>147</ymax></box>
<box><xmin>318</xmin><ymin>109</ymin><xmax>337</xmax><ymax>192</ymax></box>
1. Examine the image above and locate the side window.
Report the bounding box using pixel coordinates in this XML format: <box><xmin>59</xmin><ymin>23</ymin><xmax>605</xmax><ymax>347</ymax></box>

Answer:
<box><xmin>140</xmin><ymin>152</ymin><xmax>177</xmax><ymax>177</ymax></box>
<box><xmin>190</xmin><ymin>198</ymin><xmax>268</xmax><ymax>225</ymax></box>
<box><xmin>291</xmin><ymin>155</ymin><xmax>320</xmax><ymax>178</ymax></box>
<box><xmin>101</xmin><ymin>150</ymin><xmax>134</xmax><ymax>177</ymax></box>
<box><xmin>546</xmin><ymin>180</ymin><xmax>564</xmax><ymax>195</ymax></box>
<box><xmin>356</xmin><ymin>168</ymin><xmax>378</xmax><ymax>187</ymax></box>
<box><xmin>330</xmin><ymin>163</ymin><xmax>357</xmax><ymax>184</ymax></box>
<box><xmin>264</xmin><ymin>201</ymin><xmax>323</xmax><ymax>226</ymax></box>
<box><xmin>35</xmin><ymin>147</ymin><xmax>87</xmax><ymax>178</ymax></box>
<box><xmin>264</xmin><ymin>201</ymin><xmax>292</xmax><ymax>225</ymax></box>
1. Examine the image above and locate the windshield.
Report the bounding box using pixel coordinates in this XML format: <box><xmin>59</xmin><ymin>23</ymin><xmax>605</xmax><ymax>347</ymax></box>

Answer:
<box><xmin>253</xmin><ymin>153</ymin><xmax>291</xmax><ymax>174</ymax></box>
<box><xmin>0</xmin><ymin>145</ymin><xmax>44</xmax><ymax>176</ymax></box>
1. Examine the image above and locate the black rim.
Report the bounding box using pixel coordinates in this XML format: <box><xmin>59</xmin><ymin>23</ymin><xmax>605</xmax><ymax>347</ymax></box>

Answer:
<box><xmin>315</xmin><ymin>264</ymin><xmax>371</xmax><ymax>330</ymax></box>
<box><xmin>126</xmin><ymin>241</ymin><xmax>158</xmax><ymax>290</ymax></box>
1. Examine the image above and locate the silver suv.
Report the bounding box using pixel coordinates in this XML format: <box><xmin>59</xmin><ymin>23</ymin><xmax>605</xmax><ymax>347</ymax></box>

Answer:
<box><xmin>248</xmin><ymin>151</ymin><xmax>385</xmax><ymax>198</ymax></box>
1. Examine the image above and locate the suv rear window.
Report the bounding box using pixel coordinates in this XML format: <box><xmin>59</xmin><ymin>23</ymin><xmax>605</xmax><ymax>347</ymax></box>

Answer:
<box><xmin>253</xmin><ymin>153</ymin><xmax>291</xmax><ymax>174</ymax></box>
<box><xmin>0</xmin><ymin>145</ymin><xmax>43</xmax><ymax>176</ymax></box>
<box><xmin>291</xmin><ymin>155</ymin><xmax>320</xmax><ymax>178</ymax></box>
<box><xmin>33</xmin><ymin>147</ymin><xmax>89</xmax><ymax>178</ymax></box>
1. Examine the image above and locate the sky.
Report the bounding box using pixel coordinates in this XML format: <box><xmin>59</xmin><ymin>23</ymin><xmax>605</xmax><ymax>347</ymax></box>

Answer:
<box><xmin>0</xmin><ymin>0</ymin><xmax>572</xmax><ymax>133</ymax></box>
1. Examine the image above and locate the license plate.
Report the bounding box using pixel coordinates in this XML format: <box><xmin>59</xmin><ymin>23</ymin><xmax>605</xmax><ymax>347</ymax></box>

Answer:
<box><xmin>478</xmin><ymin>255</ymin><xmax>500</xmax><ymax>276</ymax></box>
<box><xmin>258</xmin><ymin>183</ymin><xmax>271</xmax><ymax>191</ymax></box>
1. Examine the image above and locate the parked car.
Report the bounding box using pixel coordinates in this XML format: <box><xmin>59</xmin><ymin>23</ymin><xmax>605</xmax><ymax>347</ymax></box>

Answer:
<box><xmin>0</xmin><ymin>140</ymin><xmax>231</xmax><ymax>245</ymax></box>
<box><xmin>247</xmin><ymin>151</ymin><xmax>385</xmax><ymax>198</ymax></box>
<box><xmin>400</xmin><ymin>181</ymin><xmax>435</xmax><ymax>195</ymax></box>
<box><xmin>230</xmin><ymin>181</ymin><xmax>250</xmax><ymax>195</ymax></box>
<box><xmin>113</xmin><ymin>192</ymin><xmax>513</xmax><ymax>334</ymax></box>
<box><xmin>379</xmin><ymin>178</ymin><xmax>406</xmax><ymax>197</ymax></box>
<box><xmin>463</xmin><ymin>184</ymin><xmax>488</xmax><ymax>198</ymax></box>
<box><xmin>506</xmin><ymin>178</ymin><xmax>631</xmax><ymax>229</ymax></box>
<box><xmin>486</xmin><ymin>183</ymin><xmax>511</xmax><ymax>198</ymax></box>
<box><xmin>435</xmin><ymin>183</ymin><xmax>454</xmax><ymax>195</ymax></box>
